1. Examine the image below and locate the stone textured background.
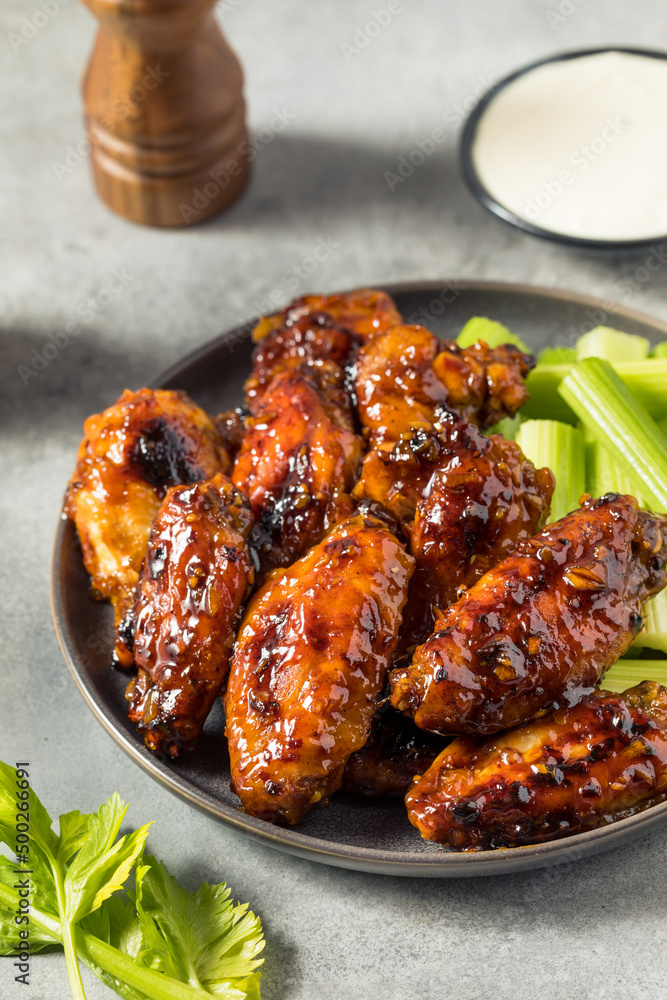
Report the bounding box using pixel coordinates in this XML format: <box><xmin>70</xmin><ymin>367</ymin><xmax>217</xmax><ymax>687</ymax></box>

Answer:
<box><xmin>2</xmin><ymin>1</ymin><xmax>667</xmax><ymax>997</ymax></box>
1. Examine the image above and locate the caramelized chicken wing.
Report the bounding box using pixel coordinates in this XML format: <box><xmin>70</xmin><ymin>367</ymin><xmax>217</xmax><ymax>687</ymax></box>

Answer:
<box><xmin>342</xmin><ymin>704</ymin><xmax>448</xmax><ymax>797</ymax></box>
<box><xmin>406</xmin><ymin>682</ymin><xmax>667</xmax><ymax>850</ymax></box>
<box><xmin>251</xmin><ymin>288</ymin><xmax>402</xmax><ymax>346</ymax></box>
<box><xmin>391</xmin><ymin>494</ymin><xmax>667</xmax><ymax>736</ymax></box>
<box><xmin>125</xmin><ymin>473</ymin><xmax>253</xmax><ymax>757</ymax></box>
<box><xmin>65</xmin><ymin>388</ymin><xmax>230</xmax><ymax>664</ymax></box>
<box><xmin>353</xmin><ymin>325</ymin><xmax>534</xmax><ymax>447</ymax></box>
<box><xmin>232</xmin><ymin>369</ymin><xmax>363</xmax><ymax>577</ymax></box>
<box><xmin>225</xmin><ymin>513</ymin><xmax>414</xmax><ymax>825</ymax></box>
<box><xmin>355</xmin><ymin>410</ymin><xmax>554</xmax><ymax>647</ymax></box>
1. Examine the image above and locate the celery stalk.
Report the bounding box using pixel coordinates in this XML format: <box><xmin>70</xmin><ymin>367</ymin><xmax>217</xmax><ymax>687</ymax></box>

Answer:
<box><xmin>515</xmin><ymin>420</ymin><xmax>585</xmax><ymax>521</ymax></box>
<box><xmin>576</xmin><ymin>326</ymin><xmax>650</xmax><ymax>362</ymax></box>
<box><xmin>456</xmin><ymin>316</ymin><xmax>531</xmax><ymax>354</ymax></box>
<box><xmin>523</xmin><ymin>359</ymin><xmax>667</xmax><ymax>422</ymax></box>
<box><xmin>557</xmin><ymin>358</ymin><xmax>667</xmax><ymax>511</ymax></box>
<box><xmin>652</xmin><ymin>342</ymin><xmax>667</xmax><ymax>358</ymax></box>
<box><xmin>588</xmin><ymin>435</ymin><xmax>667</xmax><ymax>655</ymax></box>
<box><xmin>601</xmin><ymin>659</ymin><xmax>667</xmax><ymax>693</ymax></box>
<box><xmin>537</xmin><ymin>346</ymin><xmax>577</xmax><ymax>365</ymax></box>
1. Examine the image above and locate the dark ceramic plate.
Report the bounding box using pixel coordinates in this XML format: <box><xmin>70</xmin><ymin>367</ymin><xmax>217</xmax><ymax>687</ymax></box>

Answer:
<box><xmin>51</xmin><ymin>280</ymin><xmax>667</xmax><ymax>877</ymax></box>
<box><xmin>460</xmin><ymin>47</ymin><xmax>667</xmax><ymax>251</ymax></box>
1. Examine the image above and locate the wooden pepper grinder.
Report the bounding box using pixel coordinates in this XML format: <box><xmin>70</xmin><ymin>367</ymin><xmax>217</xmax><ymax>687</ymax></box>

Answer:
<box><xmin>80</xmin><ymin>0</ymin><xmax>250</xmax><ymax>227</ymax></box>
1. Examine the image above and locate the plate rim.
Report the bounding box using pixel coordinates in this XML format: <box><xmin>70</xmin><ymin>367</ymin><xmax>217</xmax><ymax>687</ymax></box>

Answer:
<box><xmin>51</xmin><ymin>278</ymin><xmax>667</xmax><ymax>877</ymax></box>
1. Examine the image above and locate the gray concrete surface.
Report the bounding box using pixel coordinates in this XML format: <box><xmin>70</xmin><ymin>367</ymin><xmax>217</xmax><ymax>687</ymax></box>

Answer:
<box><xmin>2</xmin><ymin>1</ymin><xmax>667</xmax><ymax>997</ymax></box>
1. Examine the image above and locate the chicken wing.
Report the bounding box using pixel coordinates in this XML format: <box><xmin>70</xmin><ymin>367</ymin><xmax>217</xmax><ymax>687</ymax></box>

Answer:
<box><xmin>391</xmin><ymin>494</ymin><xmax>667</xmax><ymax>736</ymax></box>
<box><xmin>355</xmin><ymin>410</ymin><xmax>554</xmax><ymax>648</ymax></box>
<box><xmin>224</xmin><ymin>513</ymin><xmax>414</xmax><ymax>825</ymax></box>
<box><xmin>342</xmin><ymin>704</ymin><xmax>448</xmax><ymax>798</ymax></box>
<box><xmin>232</xmin><ymin>369</ymin><xmax>363</xmax><ymax>577</ymax></box>
<box><xmin>125</xmin><ymin>473</ymin><xmax>253</xmax><ymax>758</ymax></box>
<box><xmin>406</xmin><ymin>681</ymin><xmax>667</xmax><ymax>850</ymax></box>
<box><xmin>65</xmin><ymin>388</ymin><xmax>230</xmax><ymax>666</ymax></box>
<box><xmin>251</xmin><ymin>287</ymin><xmax>402</xmax><ymax>347</ymax></box>
<box><xmin>353</xmin><ymin>325</ymin><xmax>534</xmax><ymax>447</ymax></box>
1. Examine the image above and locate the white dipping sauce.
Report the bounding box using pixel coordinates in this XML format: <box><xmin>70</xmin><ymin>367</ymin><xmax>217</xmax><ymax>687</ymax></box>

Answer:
<box><xmin>472</xmin><ymin>51</ymin><xmax>667</xmax><ymax>242</ymax></box>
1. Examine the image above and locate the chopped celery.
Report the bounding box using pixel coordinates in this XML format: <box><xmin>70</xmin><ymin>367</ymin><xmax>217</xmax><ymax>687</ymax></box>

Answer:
<box><xmin>485</xmin><ymin>413</ymin><xmax>523</xmax><ymax>440</ymax></box>
<box><xmin>659</xmin><ymin>416</ymin><xmax>667</xmax><ymax>437</ymax></box>
<box><xmin>588</xmin><ymin>436</ymin><xmax>667</xmax><ymax>655</ymax></box>
<box><xmin>456</xmin><ymin>316</ymin><xmax>531</xmax><ymax>354</ymax></box>
<box><xmin>601</xmin><ymin>659</ymin><xmax>667</xmax><ymax>693</ymax></box>
<box><xmin>537</xmin><ymin>346</ymin><xmax>577</xmax><ymax>365</ymax></box>
<box><xmin>558</xmin><ymin>358</ymin><xmax>667</xmax><ymax>511</ymax></box>
<box><xmin>523</xmin><ymin>359</ymin><xmax>667</xmax><ymax>422</ymax></box>
<box><xmin>652</xmin><ymin>342</ymin><xmax>667</xmax><ymax>358</ymax></box>
<box><xmin>576</xmin><ymin>325</ymin><xmax>650</xmax><ymax>361</ymax></box>
<box><xmin>515</xmin><ymin>420</ymin><xmax>585</xmax><ymax>522</ymax></box>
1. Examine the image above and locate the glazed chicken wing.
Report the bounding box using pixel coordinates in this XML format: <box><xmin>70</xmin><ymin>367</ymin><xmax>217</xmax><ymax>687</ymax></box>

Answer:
<box><xmin>342</xmin><ymin>704</ymin><xmax>448</xmax><ymax>798</ymax></box>
<box><xmin>126</xmin><ymin>473</ymin><xmax>253</xmax><ymax>757</ymax></box>
<box><xmin>355</xmin><ymin>410</ymin><xmax>554</xmax><ymax>648</ymax></box>
<box><xmin>391</xmin><ymin>494</ymin><xmax>667</xmax><ymax>736</ymax></box>
<box><xmin>225</xmin><ymin>513</ymin><xmax>414</xmax><ymax>825</ymax></box>
<box><xmin>251</xmin><ymin>287</ymin><xmax>402</xmax><ymax>347</ymax></box>
<box><xmin>232</xmin><ymin>369</ymin><xmax>363</xmax><ymax>577</ymax></box>
<box><xmin>65</xmin><ymin>388</ymin><xmax>230</xmax><ymax>665</ymax></box>
<box><xmin>353</xmin><ymin>325</ymin><xmax>534</xmax><ymax>447</ymax></box>
<box><xmin>406</xmin><ymin>682</ymin><xmax>667</xmax><ymax>850</ymax></box>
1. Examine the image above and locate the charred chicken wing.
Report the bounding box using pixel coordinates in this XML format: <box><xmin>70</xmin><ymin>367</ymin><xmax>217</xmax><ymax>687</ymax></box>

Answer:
<box><xmin>65</xmin><ymin>388</ymin><xmax>230</xmax><ymax>665</ymax></box>
<box><xmin>225</xmin><ymin>513</ymin><xmax>414</xmax><ymax>825</ymax></box>
<box><xmin>355</xmin><ymin>410</ymin><xmax>554</xmax><ymax>648</ymax></box>
<box><xmin>391</xmin><ymin>494</ymin><xmax>667</xmax><ymax>736</ymax></box>
<box><xmin>406</xmin><ymin>682</ymin><xmax>667</xmax><ymax>850</ymax></box>
<box><xmin>232</xmin><ymin>369</ymin><xmax>363</xmax><ymax>577</ymax></box>
<box><xmin>126</xmin><ymin>473</ymin><xmax>253</xmax><ymax>758</ymax></box>
<box><xmin>353</xmin><ymin>325</ymin><xmax>534</xmax><ymax>447</ymax></box>
<box><xmin>342</xmin><ymin>704</ymin><xmax>448</xmax><ymax>798</ymax></box>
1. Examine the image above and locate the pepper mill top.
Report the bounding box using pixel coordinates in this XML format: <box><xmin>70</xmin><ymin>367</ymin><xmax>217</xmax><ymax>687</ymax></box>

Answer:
<box><xmin>80</xmin><ymin>0</ymin><xmax>250</xmax><ymax>227</ymax></box>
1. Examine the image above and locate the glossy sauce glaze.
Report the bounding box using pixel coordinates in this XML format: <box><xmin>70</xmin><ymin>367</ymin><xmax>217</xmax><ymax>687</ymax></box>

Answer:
<box><xmin>126</xmin><ymin>473</ymin><xmax>254</xmax><ymax>757</ymax></box>
<box><xmin>391</xmin><ymin>494</ymin><xmax>667</xmax><ymax>736</ymax></box>
<box><xmin>250</xmin><ymin>288</ymin><xmax>402</xmax><ymax>347</ymax></box>
<box><xmin>224</xmin><ymin>513</ymin><xmax>414</xmax><ymax>825</ymax></box>
<box><xmin>406</xmin><ymin>682</ymin><xmax>667</xmax><ymax>849</ymax></box>
<box><xmin>355</xmin><ymin>409</ymin><xmax>554</xmax><ymax>649</ymax></box>
<box><xmin>232</xmin><ymin>369</ymin><xmax>363</xmax><ymax>578</ymax></box>
<box><xmin>353</xmin><ymin>325</ymin><xmax>534</xmax><ymax>448</ymax></box>
<box><xmin>64</xmin><ymin>388</ymin><xmax>230</xmax><ymax>665</ymax></box>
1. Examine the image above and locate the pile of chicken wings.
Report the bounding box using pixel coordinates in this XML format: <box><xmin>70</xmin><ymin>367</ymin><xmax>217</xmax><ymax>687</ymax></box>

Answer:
<box><xmin>65</xmin><ymin>288</ymin><xmax>667</xmax><ymax>850</ymax></box>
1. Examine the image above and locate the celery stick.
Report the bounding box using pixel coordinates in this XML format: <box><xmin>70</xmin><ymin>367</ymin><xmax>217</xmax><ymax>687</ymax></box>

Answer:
<box><xmin>602</xmin><ymin>659</ymin><xmax>667</xmax><ymax>693</ymax></box>
<box><xmin>652</xmin><ymin>342</ymin><xmax>667</xmax><ymax>358</ymax></box>
<box><xmin>537</xmin><ymin>346</ymin><xmax>577</xmax><ymax>365</ymax></box>
<box><xmin>588</xmin><ymin>436</ymin><xmax>667</xmax><ymax>655</ymax></box>
<box><xmin>558</xmin><ymin>358</ymin><xmax>667</xmax><ymax>511</ymax></box>
<box><xmin>515</xmin><ymin>420</ymin><xmax>585</xmax><ymax>521</ymax></box>
<box><xmin>485</xmin><ymin>413</ymin><xmax>523</xmax><ymax>440</ymax></box>
<box><xmin>456</xmin><ymin>316</ymin><xmax>531</xmax><ymax>354</ymax></box>
<box><xmin>576</xmin><ymin>326</ymin><xmax>650</xmax><ymax>362</ymax></box>
<box><xmin>523</xmin><ymin>359</ymin><xmax>667</xmax><ymax>422</ymax></box>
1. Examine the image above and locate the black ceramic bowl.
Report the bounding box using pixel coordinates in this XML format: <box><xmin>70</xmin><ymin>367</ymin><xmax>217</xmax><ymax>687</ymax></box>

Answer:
<box><xmin>52</xmin><ymin>280</ymin><xmax>667</xmax><ymax>877</ymax></box>
<box><xmin>460</xmin><ymin>47</ymin><xmax>667</xmax><ymax>251</ymax></box>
